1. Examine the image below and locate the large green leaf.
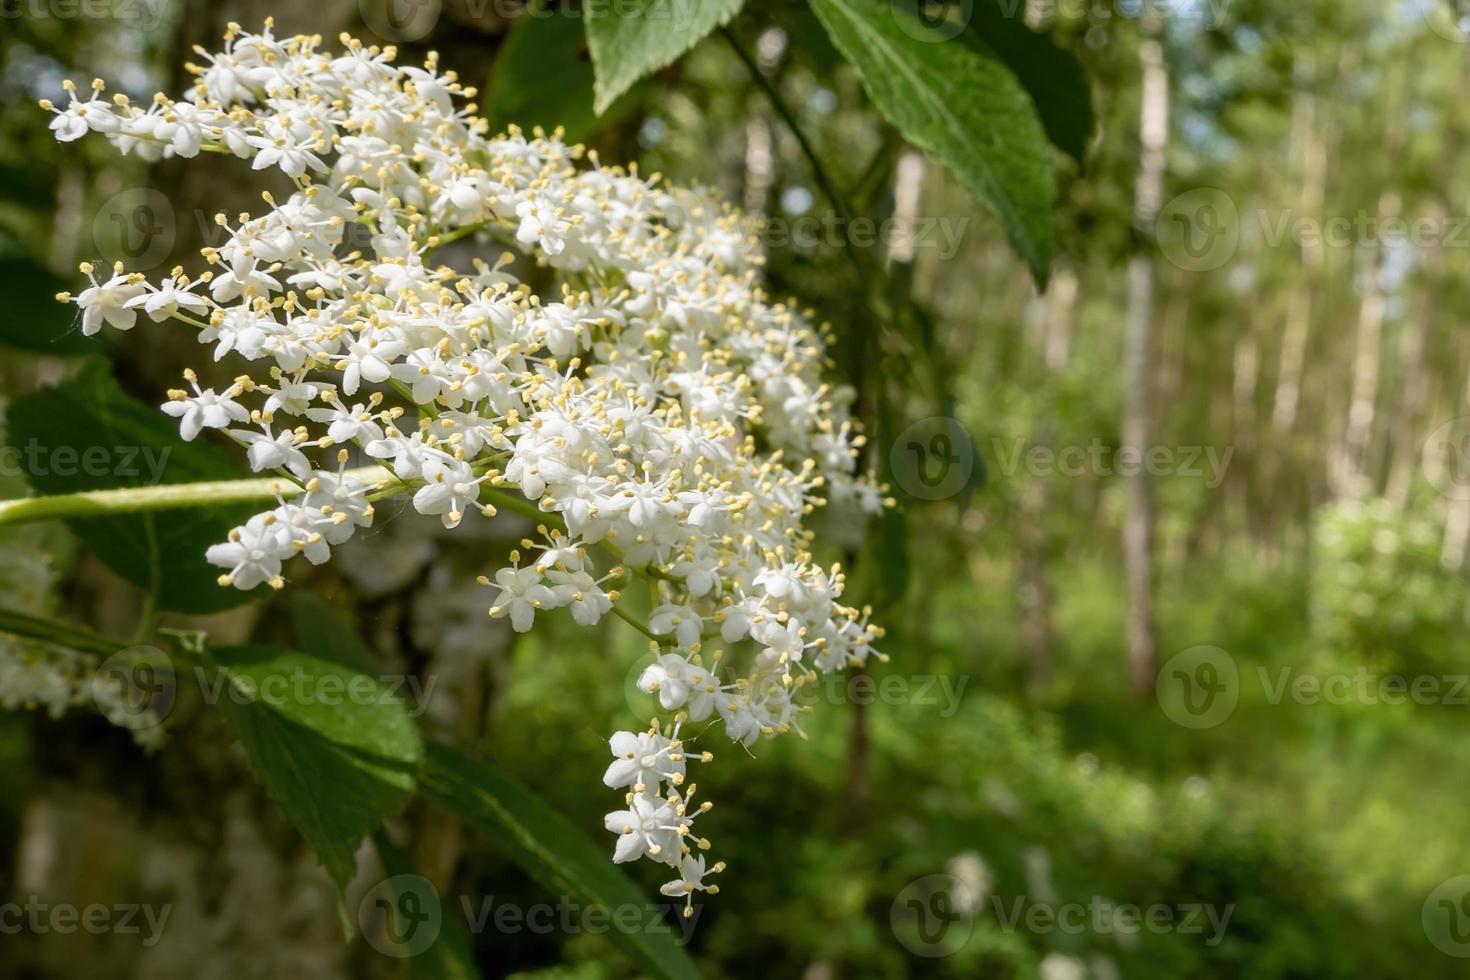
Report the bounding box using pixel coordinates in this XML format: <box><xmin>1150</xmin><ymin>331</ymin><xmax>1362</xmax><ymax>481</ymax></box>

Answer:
<box><xmin>962</xmin><ymin>0</ymin><xmax>1093</xmax><ymax>164</ymax></box>
<box><xmin>6</xmin><ymin>359</ymin><xmax>258</xmax><ymax>613</ymax></box>
<box><xmin>421</xmin><ymin>741</ymin><xmax>701</xmax><ymax>980</ymax></box>
<box><xmin>212</xmin><ymin>645</ymin><xmax>423</xmax><ymax>908</ymax></box>
<box><xmin>487</xmin><ymin>9</ymin><xmax>644</xmax><ymax>142</ymax></box>
<box><xmin>586</xmin><ymin>0</ymin><xmax>745</xmax><ymax>114</ymax></box>
<box><xmin>809</xmin><ymin>0</ymin><xmax>1056</xmax><ymax>283</ymax></box>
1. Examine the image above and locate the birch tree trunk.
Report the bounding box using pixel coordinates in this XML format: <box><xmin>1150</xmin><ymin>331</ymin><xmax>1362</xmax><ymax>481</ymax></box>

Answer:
<box><xmin>1385</xmin><ymin>207</ymin><xmax>1440</xmax><ymax>507</ymax></box>
<box><xmin>1123</xmin><ymin>7</ymin><xmax>1168</xmax><ymax>697</ymax></box>
<box><xmin>1441</xmin><ymin>364</ymin><xmax>1470</xmax><ymax>570</ymax></box>
<box><xmin>1020</xmin><ymin>267</ymin><xmax>1076</xmax><ymax>699</ymax></box>
<box><xmin>1271</xmin><ymin>52</ymin><xmax>1327</xmax><ymax>435</ymax></box>
<box><xmin>1335</xmin><ymin>199</ymin><xmax>1391</xmax><ymax>500</ymax></box>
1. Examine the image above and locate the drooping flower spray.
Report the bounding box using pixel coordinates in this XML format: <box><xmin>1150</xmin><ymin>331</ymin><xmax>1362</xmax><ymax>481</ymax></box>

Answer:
<box><xmin>45</xmin><ymin>23</ymin><xmax>887</xmax><ymax>910</ymax></box>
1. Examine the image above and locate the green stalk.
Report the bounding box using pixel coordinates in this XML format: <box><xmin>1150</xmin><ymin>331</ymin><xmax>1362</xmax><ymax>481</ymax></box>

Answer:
<box><xmin>0</xmin><ymin>606</ymin><xmax>128</xmax><ymax>659</ymax></box>
<box><xmin>0</xmin><ymin>465</ymin><xmax>400</xmax><ymax>528</ymax></box>
<box><xmin>611</xmin><ymin>604</ymin><xmax>660</xmax><ymax>642</ymax></box>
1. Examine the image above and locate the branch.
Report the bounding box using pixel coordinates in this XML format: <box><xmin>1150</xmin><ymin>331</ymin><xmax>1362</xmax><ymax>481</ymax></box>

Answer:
<box><xmin>0</xmin><ymin>465</ymin><xmax>400</xmax><ymax>528</ymax></box>
<box><xmin>0</xmin><ymin>606</ymin><xmax>130</xmax><ymax>659</ymax></box>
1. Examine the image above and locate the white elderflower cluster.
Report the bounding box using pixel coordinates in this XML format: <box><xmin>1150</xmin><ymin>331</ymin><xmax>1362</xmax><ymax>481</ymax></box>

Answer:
<box><xmin>46</xmin><ymin>23</ymin><xmax>888</xmax><ymax>904</ymax></box>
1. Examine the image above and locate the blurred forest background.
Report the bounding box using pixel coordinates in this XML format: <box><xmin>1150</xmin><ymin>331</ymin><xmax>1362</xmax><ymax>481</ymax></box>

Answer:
<box><xmin>4</xmin><ymin>0</ymin><xmax>1470</xmax><ymax>977</ymax></box>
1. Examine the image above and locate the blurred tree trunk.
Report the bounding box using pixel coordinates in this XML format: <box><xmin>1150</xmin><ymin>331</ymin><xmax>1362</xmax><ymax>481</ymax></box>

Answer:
<box><xmin>1123</xmin><ymin>9</ymin><xmax>1168</xmax><ymax>697</ymax></box>
<box><xmin>1442</xmin><ymin>364</ymin><xmax>1470</xmax><ymax>570</ymax></box>
<box><xmin>1334</xmin><ymin>203</ymin><xmax>1389</xmax><ymax>500</ymax></box>
<box><xmin>1020</xmin><ymin>267</ymin><xmax>1076</xmax><ymax>700</ymax></box>
<box><xmin>1385</xmin><ymin>208</ymin><xmax>1440</xmax><ymax>506</ymax></box>
<box><xmin>1271</xmin><ymin>51</ymin><xmax>1327</xmax><ymax>436</ymax></box>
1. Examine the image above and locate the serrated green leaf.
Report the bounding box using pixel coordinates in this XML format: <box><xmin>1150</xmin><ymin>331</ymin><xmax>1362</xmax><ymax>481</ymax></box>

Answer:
<box><xmin>6</xmin><ymin>359</ymin><xmax>258</xmax><ymax>613</ymax></box>
<box><xmin>809</xmin><ymin>0</ymin><xmax>1056</xmax><ymax>283</ymax></box>
<box><xmin>213</xmin><ymin>645</ymin><xmax>423</xmax><ymax>908</ymax></box>
<box><xmin>371</xmin><ymin>831</ymin><xmax>482</xmax><ymax>980</ymax></box>
<box><xmin>961</xmin><ymin>0</ymin><xmax>1094</xmax><ymax>164</ymax></box>
<box><xmin>487</xmin><ymin>9</ymin><xmax>644</xmax><ymax>142</ymax></box>
<box><xmin>421</xmin><ymin>741</ymin><xmax>701</xmax><ymax>980</ymax></box>
<box><xmin>586</xmin><ymin>0</ymin><xmax>745</xmax><ymax>114</ymax></box>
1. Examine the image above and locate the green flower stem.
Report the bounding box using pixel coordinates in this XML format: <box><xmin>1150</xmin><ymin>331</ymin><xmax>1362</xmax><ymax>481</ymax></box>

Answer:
<box><xmin>611</xmin><ymin>604</ymin><xmax>660</xmax><ymax>642</ymax></box>
<box><xmin>0</xmin><ymin>465</ymin><xmax>401</xmax><ymax>528</ymax></box>
<box><xmin>0</xmin><ymin>606</ymin><xmax>129</xmax><ymax>659</ymax></box>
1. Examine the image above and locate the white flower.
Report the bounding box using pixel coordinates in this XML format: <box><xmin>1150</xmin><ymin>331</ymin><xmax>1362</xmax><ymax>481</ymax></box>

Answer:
<box><xmin>246</xmin><ymin>127</ymin><xmax>327</xmax><ymax>178</ymax></box>
<box><xmin>230</xmin><ymin>423</ymin><xmax>312</xmax><ymax>478</ymax></box>
<box><xmin>754</xmin><ymin>562</ymin><xmax>807</xmax><ymax>603</ymax></box>
<box><xmin>546</xmin><ymin>568</ymin><xmax>614</xmax><ymax>626</ymax></box>
<box><xmin>72</xmin><ymin>266</ymin><xmax>144</xmax><ymax>335</ymax></box>
<box><xmin>305</xmin><ymin>399</ymin><xmax>385</xmax><ymax>445</ymax></box>
<box><xmin>670</xmin><ymin>547</ymin><xmax>722</xmax><ymax>597</ymax></box>
<box><xmin>161</xmin><ymin>375</ymin><xmax>249</xmax><ymax>441</ymax></box>
<box><xmin>753</xmin><ymin>617</ymin><xmax>814</xmax><ymax>666</ymax></box>
<box><xmin>205</xmin><ymin>513</ymin><xmax>291</xmax><ymax>589</ymax></box>
<box><xmin>603</xmin><ymin>793</ymin><xmax>682</xmax><ymax>863</ymax></box>
<box><xmin>659</xmin><ymin>854</ymin><xmax>724</xmax><ymax>916</ymax></box>
<box><xmin>716</xmin><ymin>592</ymin><xmax>767</xmax><ymax>644</ymax></box>
<box><xmin>124</xmin><ymin>276</ymin><xmax>211</xmax><ymax>322</ymax></box>
<box><xmin>364</xmin><ymin>430</ymin><xmax>429</xmax><ymax>480</ymax></box>
<box><xmin>648</xmin><ymin>603</ymin><xmax>704</xmax><ymax>650</ymax></box>
<box><xmin>484</xmin><ymin>564</ymin><xmax>557</xmax><ymax>632</ymax></box>
<box><xmin>42</xmin><ymin>83</ymin><xmax>119</xmax><ymax>142</ymax></box>
<box><xmin>272</xmin><ymin>502</ymin><xmax>333</xmax><ymax>564</ymax></box>
<box><xmin>302</xmin><ymin>469</ymin><xmax>375</xmax><ymax>544</ymax></box>
<box><xmin>602</xmin><ymin>729</ymin><xmax>686</xmax><ymax>793</ymax></box>
<box><xmin>413</xmin><ymin>453</ymin><xmax>484</xmax><ymax>529</ymax></box>
<box><xmin>338</xmin><ymin>333</ymin><xmax>406</xmax><ymax>395</ymax></box>
<box><xmin>638</xmin><ymin>653</ymin><xmax>721</xmax><ymax>721</ymax></box>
